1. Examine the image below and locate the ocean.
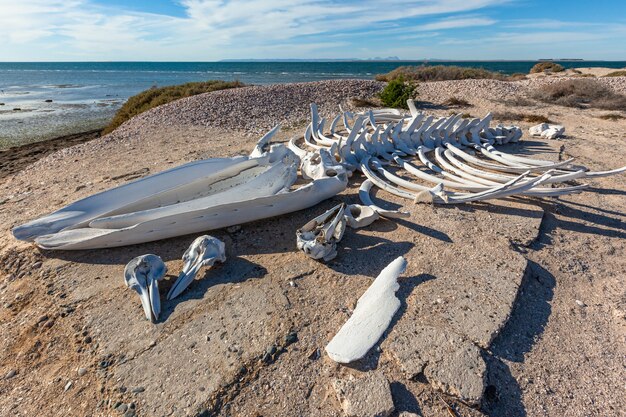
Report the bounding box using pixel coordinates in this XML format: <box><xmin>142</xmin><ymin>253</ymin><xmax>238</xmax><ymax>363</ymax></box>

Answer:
<box><xmin>1</xmin><ymin>61</ymin><xmax>625</xmax><ymax>149</ymax></box>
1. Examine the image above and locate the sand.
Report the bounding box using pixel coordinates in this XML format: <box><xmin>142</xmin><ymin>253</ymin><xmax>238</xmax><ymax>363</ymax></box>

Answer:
<box><xmin>0</xmin><ymin>79</ymin><xmax>624</xmax><ymax>417</ymax></box>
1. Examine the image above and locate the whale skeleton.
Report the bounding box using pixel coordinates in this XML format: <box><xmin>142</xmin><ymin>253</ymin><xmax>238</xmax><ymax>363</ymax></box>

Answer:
<box><xmin>292</xmin><ymin>101</ymin><xmax>625</xmax><ymax>261</ymax></box>
<box><xmin>12</xmin><ymin>101</ymin><xmax>625</xmax><ymax>251</ymax></box>
<box><xmin>289</xmin><ymin>102</ymin><xmax>625</xmax><ymax>210</ymax></box>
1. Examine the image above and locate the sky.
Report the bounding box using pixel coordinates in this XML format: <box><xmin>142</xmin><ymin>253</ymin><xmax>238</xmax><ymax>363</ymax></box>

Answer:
<box><xmin>0</xmin><ymin>0</ymin><xmax>625</xmax><ymax>61</ymax></box>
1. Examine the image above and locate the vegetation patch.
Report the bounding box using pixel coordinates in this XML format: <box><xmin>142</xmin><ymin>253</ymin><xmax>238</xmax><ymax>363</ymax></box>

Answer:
<box><xmin>604</xmin><ymin>70</ymin><xmax>626</xmax><ymax>77</ymax></box>
<box><xmin>532</xmin><ymin>79</ymin><xmax>626</xmax><ymax>110</ymax></box>
<box><xmin>493</xmin><ymin>112</ymin><xmax>553</xmax><ymax>123</ymax></box>
<box><xmin>349</xmin><ymin>97</ymin><xmax>381</xmax><ymax>107</ymax></box>
<box><xmin>103</xmin><ymin>80</ymin><xmax>245</xmax><ymax>134</ymax></box>
<box><xmin>597</xmin><ymin>113</ymin><xmax>625</xmax><ymax>121</ymax></box>
<box><xmin>442</xmin><ymin>97</ymin><xmax>471</xmax><ymax>107</ymax></box>
<box><xmin>378</xmin><ymin>78</ymin><xmax>417</xmax><ymax>109</ymax></box>
<box><xmin>529</xmin><ymin>62</ymin><xmax>565</xmax><ymax>74</ymax></box>
<box><xmin>375</xmin><ymin>65</ymin><xmax>508</xmax><ymax>82</ymax></box>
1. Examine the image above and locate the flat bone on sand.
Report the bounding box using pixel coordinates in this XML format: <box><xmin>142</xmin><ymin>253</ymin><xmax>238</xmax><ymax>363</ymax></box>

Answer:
<box><xmin>326</xmin><ymin>256</ymin><xmax>407</xmax><ymax>363</ymax></box>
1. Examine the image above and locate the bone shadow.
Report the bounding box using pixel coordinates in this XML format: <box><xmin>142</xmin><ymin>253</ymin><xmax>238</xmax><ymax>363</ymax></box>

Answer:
<box><xmin>157</xmin><ymin>256</ymin><xmax>267</xmax><ymax>323</ymax></box>
<box><xmin>325</xmin><ymin>235</ymin><xmax>414</xmax><ymax>277</ymax></box>
<box><xmin>527</xmin><ymin>202</ymin><xmax>626</xmax><ymax>251</ymax></box>
<box><xmin>343</xmin><ymin>273</ymin><xmax>436</xmax><ymax>372</ymax></box>
<box><xmin>481</xmin><ymin>261</ymin><xmax>556</xmax><ymax>416</ymax></box>
<box><xmin>38</xmin><ymin>230</ymin><xmax>234</xmax><ymax>265</ymax></box>
<box><xmin>390</xmin><ymin>381</ymin><xmax>423</xmax><ymax>416</ymax></box>
<box><xmin>496</xmin><ymin>140</ymin><xmax>556</xmax><ymax>157</ymax></box>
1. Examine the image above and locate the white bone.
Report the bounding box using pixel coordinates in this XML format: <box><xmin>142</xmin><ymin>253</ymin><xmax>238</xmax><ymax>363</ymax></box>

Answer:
<box><xmin>296</xmin><ymin>203</ymin><xmax>347</xmax><ymax>261</ymax></box>
<box><xmin>325</xmin><ymin>256</ymin><xmax>407</xmax><ymax>363</ymax></box>
<box><xmin>344</xmin><ymin>204</ymin><xmax>380</xmax><ymax>228</ymax></box>
<box><xmin>124</xmin><ymin>254</ymin><xmax>167</xmax><ymax>322</ymax></box>
<box><xmin>167</xmin><ymin>235</ymin><xmax>226</xmax><ymax>300</ymax></box>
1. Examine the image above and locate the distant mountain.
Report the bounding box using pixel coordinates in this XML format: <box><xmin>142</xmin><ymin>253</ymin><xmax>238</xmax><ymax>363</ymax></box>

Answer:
<box><xmin>220</xmin><ymin>57</ymin><xmax>401</xmax><ymax>62</ymax></box>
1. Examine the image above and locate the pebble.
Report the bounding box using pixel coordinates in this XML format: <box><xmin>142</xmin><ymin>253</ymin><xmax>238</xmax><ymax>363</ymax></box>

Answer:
<box><xmin>116</xmin><ymin>403</ymin><xmax>128</xmax><ymax>413</ymax></box>
<box><xmin>575</xmin><ymin>300</ymin><xmax>586</xmax><ymax>307</ymax></box>
<box><xmin>64</xmin><ymin>381</ymin><xmax>73</xmax><ymax>391</ymax></box>
<box><xmin>32</xmin><ymin>261</ymin><xmax>43</xmax><ymax>269</ymax></box>
<box><xmin>77</xmin><ymin>367</ymin><xmax>87</xmax><ymax>377</ymax></box>
<box><xmin>5</xmin><ymin>369</ymin><xmax>17</xmax><ymax>379</ymax></box>
<box><xmin>124</xmin><ymin>410</ymin><xmax>136</xmax><ymax>417</ymax></box>
<box><xmin>131</xmin><ymin>386</ymin><xmax>145</xmax><ymax>394</ymax></box>
<box><xmin>285</xmin><ymin>331</ymin><xmax>298</xmax><ymax>345</ymax></box>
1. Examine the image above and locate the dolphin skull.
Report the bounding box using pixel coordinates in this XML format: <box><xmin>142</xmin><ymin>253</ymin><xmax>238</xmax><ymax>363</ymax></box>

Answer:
<box><xmin>124</xmin><ymin>254</ymin><xmax>167</xmax><ymax>322</ymax></box>
<box><xmin>167</xmin><ymin>235</ymin><xmax>226</xmax><ymax>300</ymax></box>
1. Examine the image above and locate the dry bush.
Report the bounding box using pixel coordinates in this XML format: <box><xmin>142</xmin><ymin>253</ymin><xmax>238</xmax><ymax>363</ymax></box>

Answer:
<box><xmin>442</xmin><ymin>97</ymin><xmax>471</xmax><ymax>107</ymax></box>
<box><xmin>493</xmin><ymin>112</ymin><xmax>553</xmax><ymax>123</ymax></box>
<box><xmin>530</xmin><ymin>62</ymin><xmax>565</xmax><ymax>74</ymax></box>
<box><xmin>532</xmin><ymin>79</ymin><xmax>626</xmax><ymax>110</ymax></box>
<box><xmin>349</xmin><ymin>97</ymin><xmax>381</xmax><ymax>107</ymax></box>
<box><xmin>503</xmin><ymin>97</ymin><xmax>536</xmax><ymax>107</ymax></box>
<box><xmin>376</xmin><ymin>65</ymin><xmax>506</xmax><ymax>82</ymax></box>
<box><xmin>450</xmin><ymin>111</ymin><xmax>473</xmax><ymax>118</ymax></box>
<box><xmin>507</xmin><ymin>73</ymin><xmax>528</xmax><ymax>81</ymax></box>
<box><xmin>104</xmin><ymin>80</ymin><xmax>245</xmax><ymax>134</ymax></box>
<box><xmin>604</xmin><ymin>70</ymin><xmax>626</xmax><ymax>77</ymax></box>
<box><xmin>597</xmin><ymin>113</ymin><xmax>625</xmax><ymax>121</ymax></box>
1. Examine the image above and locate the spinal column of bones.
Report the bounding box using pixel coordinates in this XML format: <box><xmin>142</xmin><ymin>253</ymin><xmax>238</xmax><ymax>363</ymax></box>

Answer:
<box><xmin>288</xmin><ymin>102</ymin><xmax>626</xmax><ymax>208</ymax></box>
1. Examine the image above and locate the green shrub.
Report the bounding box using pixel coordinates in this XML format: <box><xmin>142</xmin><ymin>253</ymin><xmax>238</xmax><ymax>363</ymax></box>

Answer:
<box><xmin>375</xmin><ymin>65</ymin><xmax>506</xmax><ymax>82</ymax></box>
<box><xmin>529</xmin><ymin>62</ymin><xmax>565</xmax><ymax>74</ymax></box>
<box><xmin>379</xmin><ymin>78</ymin><xmax>417</xmax><ymax>109</ymax></box>
<box><xmin>604</xmin><ymin>70</ymin><xmax>626</xmax><ymax>77</ymax></box>
<box><xmin>532</xmin><ymin>79</ymin><xmax>626</xmax><ymax>110</ymax></box>
<box><xmin>103</xmin><ymin>80</ymin><xmax>245</xmax><ymax>134</ymax></box>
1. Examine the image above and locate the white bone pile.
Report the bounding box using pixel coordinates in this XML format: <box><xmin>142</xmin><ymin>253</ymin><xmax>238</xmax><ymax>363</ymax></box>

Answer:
<box><xmin>296</xmin><ymin>203</ymin><xmax>379</xmax><ymax>261</ymax></box>
<box><xmin>529</xmin><ymin>123</ymin><xmax>565</xmax><ymax>139</ymax></box>
<box><xmin>289</xmin><ymin>102</ymin><xmax>626</xmax><ymax>208</ymax></box>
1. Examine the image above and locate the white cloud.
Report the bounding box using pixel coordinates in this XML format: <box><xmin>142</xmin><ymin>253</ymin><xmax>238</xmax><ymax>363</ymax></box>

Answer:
<box><xmin>0</xmin><ymin>0</ymin><xmax>623</xmax><ymax>60</ymax></box>
<box><xmin>0</xmin><ymin>0</ymin><xmax>510</xmax><ymax>60</ymax></box>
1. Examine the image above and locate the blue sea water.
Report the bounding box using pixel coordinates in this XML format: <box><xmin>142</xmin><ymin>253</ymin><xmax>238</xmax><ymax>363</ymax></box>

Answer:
<box><xmin>1</xmin><ymin>61</ymin><xmax>625</xmax><ymax>148</ymax></box>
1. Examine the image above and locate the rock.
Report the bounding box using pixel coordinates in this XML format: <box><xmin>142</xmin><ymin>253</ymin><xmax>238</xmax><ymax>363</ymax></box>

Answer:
<box><xmin>123</xmin><ymin>410</ymin><xmax>136</xmax><ymax>417</ymax></box>
<box><xmin>44</xmin><ymin>99</ymin><xmax>53</xmax><ymax>103</ymax></box>
<box><xmin>131</xmin><ymin>386</ymin><xmax>145</xmax><ymax>394</ymax></box>
<box><xmin>32</xmin><ymin>261</ymin><xmax>43</xmax><ymax>269</ymax></box>
<box><xmin>77</xmin><ymin>367</ymin><xmax>87</xmax><ymax>377</ymax></box>
<box><xmin>332</xmin><ymin>371</ymin><xmax>395</xmax><ymax>417</ymax></box>
<box><xmin>64</xmin><ymin>381</ymin><xmax>73</xmax><ymax>391</ymax></box>
<box><xmin>387</xmin><ymin>324</ymin><xmax>485</xmax><ymax>406</ymax></box>
<box><xmin>398</xmin><ymin>413</ymin><xmax>419</xmax><ymax>417</ymax></box>
<box><xmin>5</xmin><ymin>369</ymin><xmax>17</xmax><ymax>379</ymax></box>
<box><xmin>116</xmin><ymin>403</ymin><xmax>128</xmax><ymax>413</ymax></box>
<box><xmin>13</xmin><ymin>108</ymin><xmax>21</xmax><ymax>111</ymax></box>
<box><xmin>285</xmin><ymin>331</ymin><xmax>298</xmax><ymax>345</ymax></box>
<box><xmin>575</xmin><ymin>299</ymin><xmax>586</xmax><ymax>307</ymax></box>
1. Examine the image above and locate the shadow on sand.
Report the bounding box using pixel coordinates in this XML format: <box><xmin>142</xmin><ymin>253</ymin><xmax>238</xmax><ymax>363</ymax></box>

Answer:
<box><xmin>481</xmin><ymin>261</ymin><xmax>556</xmax><ymax>417</ymax></box>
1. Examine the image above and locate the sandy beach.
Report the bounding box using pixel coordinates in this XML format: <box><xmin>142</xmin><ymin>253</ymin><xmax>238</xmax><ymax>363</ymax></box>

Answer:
<box><xmin>0</xmin><ymin>77</ymin><xmax>625</xmax><ymax>417</ymax></box>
